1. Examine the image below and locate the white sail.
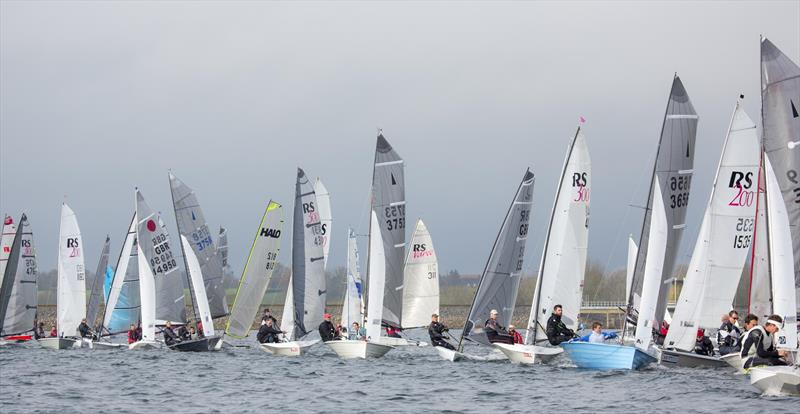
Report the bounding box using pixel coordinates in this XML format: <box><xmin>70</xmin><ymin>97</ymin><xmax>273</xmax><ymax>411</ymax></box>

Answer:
<box><xmin>102</xmin><ymin>213</ymin><xmax>140</xmax><ymax>333</ymax></box>
<box><xmin>401</xmin><ymin>219</ymin><xmax>439</xmax><ymax>329</ymax></box>
<box><xmin>365</xmin><ymin>211</ymin><xmax>386</xmax><ymax>341</ymax></box>
<box><xmin>341</xmin><ymin>228</ymin><xmax>363</xmax><ymax>331</ymax></box>
<box><xmin>527</xmin><ymin>127</ymin><xmax>590</xmax><ymax>343</ymax></box>
<box><xmin>136</xmin><ymin>242</ymin><xmax>156</xmax><ymax>341</ymax></box>
<box><xmin>765</xmin><ymin>156</ymin><xmax>798</xmax><ymax>349</ymax></box>
<box><xmin>0</xmin><ymin>214</ymin><xmax>37</xmax><ymax>336</ymax></box>
<box><xmin>626</xmin><ymin>236</ymin><xmax>638</xmax><ymax>308</ymax></box>
<box><xmin>0</xmin><ymin>216</ymin><xmax>16</xmax><ymax>288</ymax></box>
<box><xmin>281</xmin><ymin>277</ymin><xmax>295</xmax><ymax>340</ymax></box>
<box><xmin>315</xmin><ymin>178</ymin><xmax>332</xmax><ymax>269</ymax></box>
<box><xmin>181</xmin><ymin>235</ymin><xmax>215</xmax><ymax>337</ymax></box>
<box><xmin>57</xmin><ymin>204</ymin><xmax>87</xmax><ymax>338</ymax></box>
<box><xmin>665</xmin><ymin>101</ymin><xmax>759</xmax><ymax>351</ymax></box>
<box><xmin>749</xmin><ymin>158</ymin><xmax>772</xmax><ymax>320</ymax></box>
<box><xmin>634</xmin><ymin>180</ymin><xmax>668</xmax><ymax>351</ymax></box>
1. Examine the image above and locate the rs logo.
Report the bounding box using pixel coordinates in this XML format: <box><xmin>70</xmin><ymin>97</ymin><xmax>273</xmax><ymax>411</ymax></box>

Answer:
<box><xmin>66</xmin><ymin>238</ymin><xmax>79</xmax><ymax>248</ymax></box>
<box><xmin>728</xmin><ymin>171</ymin><xmax>753</xmax><ymax>189</ymax></box>
<box><xmin>413</xmin><ymin>243</ymin><xmax>427</xmax><ymax>252</ymax></box>
<box><xmin>572</xmin><ymin>172</ymin><xmax>588</xmax><ymax>187</ymax></box>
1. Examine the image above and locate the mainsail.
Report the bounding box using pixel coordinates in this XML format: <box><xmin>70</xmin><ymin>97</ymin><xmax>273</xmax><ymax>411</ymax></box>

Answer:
<box><xmin>102</xmin><ymin>213</ymin><xmax>141</xmax><ymax>334</ymax></box>
<box><xmin>290</xmin><ymin>168</ymin><xmax>327</xmax><ymax>339</ymax></box>
<box><xmin>0</xmin><ymin>215</ymin><xmax>37</xmax><ymax>336</ymax></box>
<box><xmin>57</xmin><ymin>204</ymin><xmax>87</xmax><ymax>338</ymax></box>
<box><xmin>315</xmin><ymin>178</ymin><xmax>332</xmax><ymax>268</ymax></box>
<box><xmin>665</xmin><ymin>99</ymin><xmax>759</xmax><ymax>351</ymax></box>
<box><xmin>86</xmin><ymin>236</ymin><xmax>111</xmax><ymax>328</ymax></box>
<box><xmin>136</xmin><ymin>190</ymin><xmax>185</xmax><ymax>325</ymax></box>
<box><xmin>461</xmin><ymin>169</ymin><xmax>535</xmax><ymax>347</ymax></box>
<box><xmin>341</xmin><ymin>227</ymin><xmax>363</xmax><ymax>331</ymax></box>
<box><xmin>225</xmin><ymin>201</ymin><xmax>283</xmax><ymax>339</ymax></box>
<box><xmin>0</xmin><ymin>216</ymin><xmax>16</xmax><ymax>288</ymax></box>
<box><xmin>527</xmin><ymin>126</ymin><xmax>591</xmax><ymax>344</ymax></box>
<box><xmin>169</xmin><ymin>173</ymin><xmax>228</xmax><ymax>318</ymax></box>
<box><xmin>760</xmin><ymin>37</ymin><xmax>800</xmax><ymax>324</ymax></box>
<box><xmin>372</xmin><ymin>134</ymin><xmax>406</xmax><ymax>328</ymax></box>
<box><xmin>401</xmin><ymin>219</ymin><xmax>439</xmax><ymax>329</ymax></box>
<box><xmin>748</xmin><ymin>156</ymin><xmax>772</xmax><ymax>320</ymax></box>
<box><xmin>628</xmin><ymin>75</ymin><xmax>698</xmax><ymax>351</ymax></box>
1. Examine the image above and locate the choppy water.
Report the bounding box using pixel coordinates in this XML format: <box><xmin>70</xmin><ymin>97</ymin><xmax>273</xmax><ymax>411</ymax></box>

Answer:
<box><xmin>1</xmin><ymin>331</ymin><xmax>797</xmax><ymax>413</ymax></box>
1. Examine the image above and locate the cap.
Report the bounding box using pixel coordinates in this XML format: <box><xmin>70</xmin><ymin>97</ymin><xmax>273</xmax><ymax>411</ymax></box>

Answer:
<box><xmin>490</xmin><ymin>309</ymin><xmax>498</xmax><ymax>315</ymax></box>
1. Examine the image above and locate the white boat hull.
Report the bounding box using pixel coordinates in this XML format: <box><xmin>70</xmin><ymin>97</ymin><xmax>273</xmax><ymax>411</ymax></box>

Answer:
<box><xmin>493</xmin><ymin>343</ymin><xmax>563</xmax><ymax>364</ymax></box>
<box><xmin>749</xmin><ymin>366</ymin><xmax>800</xmax><ymax>396</ymax></box>
<box><xmin>325</xmin><ymin>340</ymin><xmax>393</xmax><ymax>359</ymax></box>
<box><xmin>374</xmin><ymin>337</ymin><xmax>428</xmax><ymax>347</ymax></box>
<box><xmin>721</xmin><ymin>353</ymin><xmax>745</xmax><ymax>373</ymax></box>
<box><xmin>128</xmin><ymin>340</ymin><xmax>159</xmax><ymax>350</ymax></box>
<box><xmin>38</xmin><ymin>337</ymin><xmax>78</xmax><ymax>350</ymax></box>
<box><xmin>434</xmin><ymin>346</ymin><xmax>464</xmax><ymax>362</ymax></box>
<box><xmin>260</xmin><ymin>340</ymin><xmax>319</xmax><ymax>356</ymax></box>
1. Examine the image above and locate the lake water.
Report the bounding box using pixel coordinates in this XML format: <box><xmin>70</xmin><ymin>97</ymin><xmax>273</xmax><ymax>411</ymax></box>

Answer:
<box><xmin>1</xmin><ymin>331</ymin><xmax>797</xmax><ymax>413</ymax></box>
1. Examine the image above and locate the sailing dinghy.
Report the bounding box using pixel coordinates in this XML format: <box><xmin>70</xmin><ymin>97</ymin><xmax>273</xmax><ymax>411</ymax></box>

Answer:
<box><xmin>83</xmin><ymin>236</ymin><xmax>123</xmax><ymax>349</ymax></box>
<box><xmin>435</xmin><ymin>169</ymin><xmax>535</xmax><ymax>362</ymax></box>
<box><xmin>660</xmin><ymin>97</ymin><xmax>759</xmax><ymax>368</ymax></box>
<box><xmin>562</xmin><ymin>75</ymin><xmax>698</xmax><ymax>369</ymax></box>
<box><xmin>41</xmin><ymin>204</ymin><xmax>87</xmax><ymax>350</ymax></box>
<box><xmin>497</xmin><ymin>125</ymin><xmax>590</xmax><ymax>364</ymax></box>
<box><xmin>747</xmin><ymin>37</ymin><xmax>800</xmax><ymax>396</ymax></box>
<box><xmin>224</xmin><ymin>201</ymin><xmax>284</xmax><ymax>349</ymax></box>
<box><xmin>264</xmin><ymin>169</ymin><xmax>324</xmax><ymax>356</ymax></box>
<box><xmin>327</xmin><ymin>134</ymin><xmax>402</xmax><ymax>359</ymax></box>
<box><xmin>0</xmin><ymin>214</ymin><xmax>38</xmax><ymax>346</ymax></box>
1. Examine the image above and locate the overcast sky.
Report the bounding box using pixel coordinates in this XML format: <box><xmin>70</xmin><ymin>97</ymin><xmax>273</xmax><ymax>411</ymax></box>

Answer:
<box><xmin>1</xmin><ymin>1</ymin><xmax>798</xmax><ymax>282</ymax></box>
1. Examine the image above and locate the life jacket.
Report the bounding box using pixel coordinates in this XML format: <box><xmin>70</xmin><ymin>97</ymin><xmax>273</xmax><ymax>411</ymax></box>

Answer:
<box><xmin>742</xmin><ymin>325</ymin><xmax>766</xmax><ymax>358</ymax></box>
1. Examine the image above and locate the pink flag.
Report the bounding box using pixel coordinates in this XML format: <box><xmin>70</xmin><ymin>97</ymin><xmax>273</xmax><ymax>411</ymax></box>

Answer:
<box><xmin>579</xmin><ymin>116</ymin><xmax>586</xmax><ymax>124</ymax></box>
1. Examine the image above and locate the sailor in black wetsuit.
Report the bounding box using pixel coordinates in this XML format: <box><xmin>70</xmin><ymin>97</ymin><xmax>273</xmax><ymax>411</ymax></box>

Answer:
<box><xmin>695</xmin><ymin>328</ymin><xmax>714</xmax><ymax>356</ymax></box>
<box><xmin>545</xmin><ymin>305</ymin><xmax>576</xmax><ymax>346</ymax></box>
<box><xmin>717</xmin><ymin>312</ymin><xmax>741</xmax><ymax>356</ymax></box>
<box><xmin>743</xmin><ymin>315</ymin><xmax>789</xmax><ymax>369</ymax></box>
<box><xmin>257</xmin><ymin>319</ymin><xmax>282</xmax><ymax>343</ymax></box>
<box><xmin>428</xmin><ymin>314</ymin><xmax>455</xmax><ymax>350</ymax></box>
<box><xmin>318</xmin><ymin>313</ymin><xmax>338</xmax><ymax>342</ymax></box>
<box><xmin>163</xmin><ymin>321</ymin><xmax>181</xmax><ymax>347</ymax></box>
<box><xmin>485</xmin><ymin>309</ymin><xmax>514</xmax><ymax>345</ymax></box>
<box><xmin>739</xmin><ymin>313</ymin><xmax>760</xmax><ymax>361</ymax></box>
<box><xmin>78</xmin><ymin>318</ymin><xmax>94</xmax><ymax>339</ymax></box>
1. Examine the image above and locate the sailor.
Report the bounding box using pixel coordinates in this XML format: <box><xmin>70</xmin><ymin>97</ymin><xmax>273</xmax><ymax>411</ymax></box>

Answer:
<box><xmin>318</xmin><ymin>313</ymin><xmax>338</xmax><ymax>342</ymax></box>
<box><xmin>49</xmin><ymin>325</ymin><xmax>58</xmax><ymax>337</ymax></box>
<box><xmin>717</xmin><ymin>312</ymin><xmax>741</xmax><ymax>356</ymax></box>
<box><xmin>349</xmin><ymin>322</ymin><xmax>366</xmax><ymax>340</ymax></box>
<box><xmin>261</xmin><ymin>308</ymin><xmax>278</xmax><ymax>326</ymax></box>
<box><xmin>508</xmin><ymin>325</ymin><xmax>524</xmax><ymax>344</ymax></box>
<box><xmin>78</xmin><ymin>318</ymin><xmax>94</xmax><ymax>339</ymax></box>
<box><xmin>545</xmin><ymin>304</ymin><xmax>576</xmax><ymax>345</ymax></box>
<box><xmin>189</xmin><ymin>326</ymin><xmax>198</xmax><ymax>340</ymax></box>
<box><xmin>739</xmin><ymin>314</ymin><xmax>761</xmax><ymax>360</ymax></box>
<box><xmin>196</xmin><ymin>321</ymin><xmax>205</xmax><ymax>338</ymax></box>
<box><xmin>257</xmin><ymin>319</ymin><xmax>282</xmax><ymax>343</ymax></box>
<box><xmin>694</xmin><ymin>328</ymin><xmax>714</xmax><ymax>356</ymax></box>
<box><xmin>35</xmin><ymin>322</ymin><xmax>45</xmax><ymax>339</ymax></box>
<box><xmin>743</xmin><ymin>315</ymin><xmax>789</xmax><ymax>369</ymax></box>
<box><xmin>177</xmin><ymin>323</ymin><xmax>191</xmax><ymax>341</ymax></box>
<box><xmin>485</xmin><ymin>309</ymin><xmax>514</xmax><ymax>345</ymax></box>
<box><xmin>127</xmin><ymin>324</ymin><xmax>138</xmax><ymax>344</ymax></box>
<box><xmin>135</xmin><ymin>322</ymin><xmax>143</xmax><ymax>341</ymax></box>
<box><xmin>385</xmin><ymin>325</ymin><xmax>402</xmax><ymax>338</ymax></box>
<box><xmin>428</xmin><ymin>314</ymin><xmax>455</xmax><ymax>350</ymax></box>
<box><xmin>163</xmin><ymin>321</ymin><xmax>181</xmax><ymax>346</ymax></box>
<box><xmin>588</xmin><ymin>322</ymin><xmax>605</xmax><ymax>343</ymax></box>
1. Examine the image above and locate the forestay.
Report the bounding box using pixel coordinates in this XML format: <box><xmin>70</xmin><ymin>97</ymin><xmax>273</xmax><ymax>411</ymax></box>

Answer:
<box><xmin>665</xmin><ymin>99</ymin><xmax>759</xmax><ymax>352</ymax></box>
<box><xmin>225</xmin><ymin>201</ymin><xmax>283</xmax><ymax>339</ymax></box>
<box><xmin>462</xmin><ymin>169</ymin><xmax>534</xmax><ymax>347</ymax></box>
<box><xmin>57</xmin><ymin>204</ymin><xmax>87</xmax><ymax>338</ymax></box>
<box><xmin>291</xmin><ymin>168</ymin><xmax>327</xmax><ymax>339</ymax></box>
<box><xmin>630</xmin><ymin>75</ymin><xmax>698</xmax><ymax>351</ymax></box>
<box><xmin>527</xmin><ymin>127</ymin><xmax>591</xmax><ymax>344</ymax></box>
<box><xmin>372</xmin><ymin>134</ymin><xmax>406</xmax><ymax>328</ymax></box>
<box><xmin>0</xmin><ymin>215</ymin><xmax>37</xmax><ymax>336</ymax></box>
<box><xmin>86</xmin><ymin>236</ymin><xmax>110</xmax><ymax>328</ymax></box>
<box><xmin>136</xmin><ymin>190</ymin><xmax>185</xmax><ymax>325</ymax></box>
<box><xmin>760</xmin><ymin>37</ymin><xmax>800</xmax><ymax>329</ymax></box>
<box><xmin>102</xmin><ymin>213</ymin><xmax>141</xmax><ymax>334</ymax></box>
<box><xmin>401</xmin><ymin>220</ymin><xmax>439</xmax><ymax>329</ymax></box>
<box><xmin>169</xmin><ymin>173</ymin><xmax>228</xmax><ymax>318</ymax></box>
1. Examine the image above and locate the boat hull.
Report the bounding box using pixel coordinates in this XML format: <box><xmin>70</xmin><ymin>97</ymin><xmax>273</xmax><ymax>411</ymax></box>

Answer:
<box><xmin>374</xmin><ymin>337</ymin><xmax>428</xmax><ymax>347</ymax></box>
<box><xmin>169</xmin><ymin>335</ymin><xmax>222</xmax><ymax>352</ymax></box>
<box><xmin>260</xmin><ymin>340</ymin><xmax>319</xmax><ymax>356</ymax></box>
<box><xmin>434</xmin><ymin>346</ymin><xmax>464</xmax><ymax>362</ymax></box>
<box><xmin>721</xmin><ymin>353</ymin><xmax>745</xmax><ymax>373</ymax></box>
<box><xmin>749</xmin><ymin>366</ymin><xmax>800</xmax><ymax>396</ymax></box>
<box><xmin>128</xmin><ymin>340</ymin><xmax>159</xmax><ymax>350</ymax></box>
<box><xmin>561</xmin><ymin>342</ymin><xmax>657</xmax><ymax>370</ymax></box>
<box><xmin>325</xmin><ymin>340</ymin><xmax>393</xmax><ymax>359</ymax></box>
<box><xmin>38</xmin><ymin>338</ymin><xmax>78</xmax><ymax>350</ymax></box>
<box><xmin>493</xmin><ymin>343</ymin><xmax>563</xmax><ymax>364</ymax></box>
<box><xmin>659</xmin><ymin>349</ymin><xmax>728</xmax><ymax>368</ymax></box>
<box><xmin>88</xmin><ymin>340</ymin><xmax>124</xmax><ymax>350</ymax></box>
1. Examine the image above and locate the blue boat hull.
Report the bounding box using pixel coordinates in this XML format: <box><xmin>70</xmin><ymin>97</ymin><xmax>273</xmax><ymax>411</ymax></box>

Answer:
<box><xmin>561</xmin><ymin>342</ymin><xmax>657</xmax><ymax>370</ymax></box>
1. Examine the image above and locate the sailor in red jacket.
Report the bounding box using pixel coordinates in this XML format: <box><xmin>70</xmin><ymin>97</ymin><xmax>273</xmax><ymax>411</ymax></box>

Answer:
<box><xmin>508</xmin><ymin>325</ymin><xmax>524</xmax><ymax>344</ymax></box>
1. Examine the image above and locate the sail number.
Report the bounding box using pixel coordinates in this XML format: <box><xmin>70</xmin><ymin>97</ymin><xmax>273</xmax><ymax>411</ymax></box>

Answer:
<box><xmin>669</xmin><ymin>176</ymin><xmax>691</xmax><ymax>209</ymax></box>
<box><xmin>788</xmin><ymin>170</ymin><xmax>800</xmax><ymax>203</ymax></box>
<box><xmin>733</xmin><ymin>218</ymin><xmax>754</xmax><ymax>249</ymax></box>
<box><xmin>192</xmin><ymin>226</ymin><xmax>213</xmax><ymax>251</ymax></box>
<box><xmin>385</xmin><ymin>205</ymin><xmax>405</xmax><ymax>231</ymax></box>
<box><xmin>265</xmin><ymin>251</ymin><xmax>278</xmax><ymax>270</ymax></box>
<box><xmin>150</xmin><ymin>234</ymin><xmax>177</xmax><ymax>274</ymax></box>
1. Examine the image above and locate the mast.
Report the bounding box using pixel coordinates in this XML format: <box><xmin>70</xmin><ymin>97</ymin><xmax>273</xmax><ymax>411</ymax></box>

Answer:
<box><xmin>529</xmin><ymin>126</ymin><xmax>581</xmax><ymax>344</ymax></box>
